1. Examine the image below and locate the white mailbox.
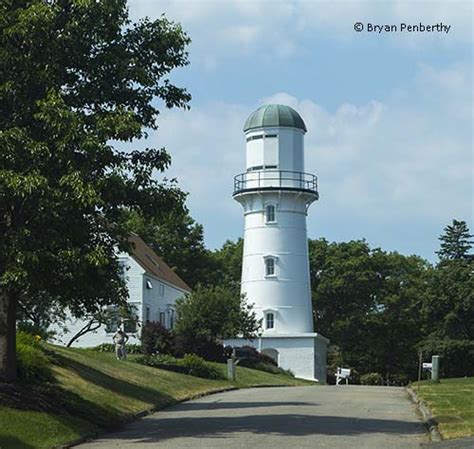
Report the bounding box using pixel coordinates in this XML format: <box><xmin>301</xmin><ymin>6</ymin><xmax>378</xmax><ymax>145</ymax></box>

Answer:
<box><xmin>336</xmin><ymin>367</ymin><xmax>351</xmax><ymax>385</ymax></box>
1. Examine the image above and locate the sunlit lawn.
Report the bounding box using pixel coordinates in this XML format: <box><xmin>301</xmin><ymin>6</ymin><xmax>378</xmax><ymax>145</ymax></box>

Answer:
<box><xmin>0</xmin><ymin>345</ymin><xmax>312</xmax><ymax>449</ymax></box>
<box><xmin>412</xmin><ymin>377</ymin><xmax>474</xmax><ymax>439</ymax></box>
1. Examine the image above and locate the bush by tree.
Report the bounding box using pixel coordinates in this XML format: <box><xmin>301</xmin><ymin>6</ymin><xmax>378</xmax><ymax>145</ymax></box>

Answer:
<box><xmin>360</xmin><ymin>372</ymin><xmax>382</xmax><ymax>385</ymax></box>
<box><xmin>141</xmin><ymin>321</ymin><xmax>174</xmax><ymax>355</ymax></box>
<box><xmin>174</xmin><ymin>285</ymin><xmax>260</xmax><ymax>361</ymax></box>
<box><xmin>134</xmin><ymin>353</ymin><xmax>225</xmax><ymax>380</ymax></box>
<box><xmin>16</xmin><ymin>332</ymin><xmax>53</xmax><ymax>384</ymax></box>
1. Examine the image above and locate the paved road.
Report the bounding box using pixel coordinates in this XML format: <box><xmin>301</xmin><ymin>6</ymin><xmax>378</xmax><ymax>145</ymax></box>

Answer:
<box><xmin>79</xmin><ymin>385</ymin><xmax>429</xmax><ymax>449</ymax></box>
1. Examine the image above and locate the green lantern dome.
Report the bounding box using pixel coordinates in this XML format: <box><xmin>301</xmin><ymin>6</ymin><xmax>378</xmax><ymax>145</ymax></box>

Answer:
<box><xmin>243</xmin><ymin>104</ymin><xmax>307</xmax><ymax>132</ymax></box>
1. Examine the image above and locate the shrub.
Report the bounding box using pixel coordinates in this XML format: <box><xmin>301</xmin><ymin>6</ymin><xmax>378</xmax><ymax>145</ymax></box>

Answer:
<box><xmin>388</xmin><ymin>373</ymin><xmax>409</xmax><ymax>386</ymax></box>
<box><xmin>91</xmin><ymin>343</ymin><xmax>143</xmax><ymax>354</ymax></box>
<box><xmin>133</xmin><ymin>353</ymin><xmax>225</xmax><ymax>380</ymax></box>
<box><xmin>360</xmin><ymin>372</ymin><xmax>382</xmax><ymax>385</ymax></box>
<box><xmin>141</xmin><ymin>322</ymin><xmax>174</xmax><ymax>355</ymax></box>
<box><xmin>171</xmin><ymin>334</ymin><xmax>228</xmax><ymax>362</ymax></box>
<box><xmin>135</xmin><ymin>354</ymin><xmax>179</xmax><ymax>367</ymax></box>
<box><xmin>180</xmin><ymin>353</ymin><xmax>224</xmax><ymax>380</ymax></box>
<box><xmin>16</xmin><ymin>331</ymin><xmax>53</xmax><ymax>384</ymax></box>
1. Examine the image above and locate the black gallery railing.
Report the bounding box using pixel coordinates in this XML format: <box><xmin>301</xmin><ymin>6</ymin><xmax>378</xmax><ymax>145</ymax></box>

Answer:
<box><xmin>233</xmin><ymin>170</ymin><xmax>318</xmax><ymax>195</ymax></box>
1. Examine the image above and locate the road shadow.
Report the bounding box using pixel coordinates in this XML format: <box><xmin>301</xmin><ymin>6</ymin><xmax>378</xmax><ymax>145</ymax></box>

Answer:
<box><xmin>105</xmin><ymin>413</ymin><xmax>425</xmax><ymax>443</ymax></box>
<box><xmin>169</xmin><ymin>401</ymin><xmax>319</xmax><ymax>411</ymax></box>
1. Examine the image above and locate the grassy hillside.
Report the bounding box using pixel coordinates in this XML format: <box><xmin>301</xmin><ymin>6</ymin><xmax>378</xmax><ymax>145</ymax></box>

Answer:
<box><xmin>0</xmin><ymin>345</ymin><xmax>312</xmax><ymax>449</ymax></box>
<box><xmin>413</xmin><ymin>377</ymin><xmax>474</xmax><ymax>439</ymax></box>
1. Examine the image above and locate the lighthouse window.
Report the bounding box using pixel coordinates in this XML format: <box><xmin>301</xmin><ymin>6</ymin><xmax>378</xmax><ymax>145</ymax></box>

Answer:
<box><xmin>265</xmin><ymin>134</ymin><xmax>277</xmax><ymax>138</ymax></box>
<box><xmin>265</xmin><ymin>258</ymin><xmax>275</xmax><ymax>276</ymax></box>
<box><xmin>266</xmin><ymin>313</ymin><xmax>275</xmax><ymax>329</ymax></box>
<box><xmin>246</xmin><ymin>134</ymin><xmax>264</xmax><ymax>142</ymax></box>
<box><xmin>265</xmin><ymin>205</ymin><xmax>276</xmax><ymax>223</ymax></box>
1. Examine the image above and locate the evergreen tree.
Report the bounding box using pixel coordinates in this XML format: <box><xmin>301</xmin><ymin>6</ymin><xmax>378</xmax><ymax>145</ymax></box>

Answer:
<box><xmin>436</xmin><ymin>220</ymin><xmax>473</xmax><ymax>261</ymax></box>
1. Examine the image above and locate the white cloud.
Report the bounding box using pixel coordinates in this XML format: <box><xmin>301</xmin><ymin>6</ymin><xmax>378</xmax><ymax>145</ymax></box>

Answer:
<box><xmin>128</xmin><ymin>0</ymin><xmax>472</xmax><ymax>70</ymax></box>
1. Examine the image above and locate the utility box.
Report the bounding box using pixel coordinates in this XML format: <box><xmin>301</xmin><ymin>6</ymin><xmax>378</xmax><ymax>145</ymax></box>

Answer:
<box><xmin>431</xmin><ymin>355</ymin><xmax>440</xmax><ymax>382</ymax></box>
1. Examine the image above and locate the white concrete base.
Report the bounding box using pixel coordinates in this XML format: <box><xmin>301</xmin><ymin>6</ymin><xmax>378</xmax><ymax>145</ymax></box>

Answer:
<box><xmin>225</xmin><ymin>333</ymin><xmax>329</xmax><ymax>383</ymax></box>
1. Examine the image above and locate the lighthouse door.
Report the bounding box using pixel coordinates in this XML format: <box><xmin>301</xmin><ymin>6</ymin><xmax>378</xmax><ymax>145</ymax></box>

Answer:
<box><xmin>261</xmin><ymin>348</ymin><xmax>279</xmax><ymax>365</ymax></box>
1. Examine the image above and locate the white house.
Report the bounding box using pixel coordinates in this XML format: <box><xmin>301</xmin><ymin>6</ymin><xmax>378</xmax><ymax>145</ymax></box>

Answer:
<box><xmin>225</xmin><ymin>104</ymin><xmax>329</xmax><ymax>383</ymax></box>
<box><xmin>52</xmin><ymin>234</ymin><xmax>191</xmax><ymax>347</ymax></box>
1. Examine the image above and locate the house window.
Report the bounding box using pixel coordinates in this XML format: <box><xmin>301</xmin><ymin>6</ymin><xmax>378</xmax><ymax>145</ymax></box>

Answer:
<box><xmin>146</xmin><ymin>279</ymin><xmax>153</xmax><ymax>289</ymax></box>
<box><xmin>159</xmin><ymin>284</ymin><xmax>165</xmax><ymax>297</ymax></box>
<box><xmin>266</xmin><ymin>313</ymin><xmax>274</xmax><ymax>329</ymax></box>
<box><xmin>265</xmin><ymin>258</ymin><xmax>275</xmax><ymax>276</ymax></box>
<box><xmin>145</xmin><ymin>306</ymin><xmax>150</xmax><ymax>323</ymax></box>
<box><xmin>169</xmin><ymin>310</ymin><xmax>175</xmax><ymax>329</ymax></box>
<box><xmin>105</xmin><ymin>307</ymin><xmax>119</xmax><ymax>333</ymax></box>
<box><xmin>123</xmin><ymin>317</ymin><xmax>137</xmax><ymax>333</ymax></box>
<box><xmin>159</xmin><ymin>312</ymin><xmax>165</xmax><ymax>326</ymax></box>
<box><xmin>265</xmin><ymin>204</ymin><xmax>276</xmax><ymax>223</ymax></box>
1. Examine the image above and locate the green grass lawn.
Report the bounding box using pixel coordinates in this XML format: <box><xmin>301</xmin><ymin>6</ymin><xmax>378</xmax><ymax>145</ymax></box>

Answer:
<box><xmin>412</xmin><ymin>377</ymin><xmax>474</xmax><ymax>439</ymax></box>
<box><xmin>0</xmin><ymin>345</ymin><xmax>312</xmax><ymax>449</ymax></box>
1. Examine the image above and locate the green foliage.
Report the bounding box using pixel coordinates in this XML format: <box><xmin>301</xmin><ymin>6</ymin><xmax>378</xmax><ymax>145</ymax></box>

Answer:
<box><xmin>418</xmin><ymin>338</ymin><xmax>474</xmax><ymax>378</ymax></box>
<box><xmin>123</xmin><ymin>209</ymin><xmax>214</xmax><ymax>288</ymax></box>
<box><xmin>134</xmin><ymin>353</ymin><xmax>225</xmax><ymax>380</ymax></box>
<box><xmin>207</xmin><ymin>239</ymin><xmax>244</xmax><ymax>290</ymax></box>
<box><xmin>360</xmin><ymin>372</ymin><xmax>382</xmax><ymax>385</ymax></box>
<box><xmin>422</xmin><ymin>259</ymin><xmax>474</xmax><ymax>341</ymax></box>
<box><xmin>16</xmin><ymin>332</ymin><xmax>53</xmax><ymax>384</ymax></box>
<box><xmin>175</xmin><ymin>285</ymin><xmax>259</xmax><ymax>341</ymax></box>
<box><xmin>0</xmin><ymin>0</ymin><xmax>191</xmax><ymax>381</ymax></box>
<box><xmin>388</xmin><ymin>373</ymin><xmax>409</xmax><ymax>386</ymax></box>
<box><xmin>91</xmin><ymin>343</ymin><xmax>142</xmax><ymax>354</ymax></box>
<box><xmin>436</xmin><ymin>219</ymin><xmax>473</xmax><ymax>261</ymax></box>
<box><xmin>180</xmin><ymin>354</ymin><xmax>224</xmax><ymax>380</ymax></box>
<box><xmin>310</xmin><ymin>238</ymin><xmax>430</xmax><ymax>380</ymax></box>
<box><xmin>141</xmin><ymin>321</ymin><xmax>173</xmax><ymax>355</ymax></box>
<box><xmin>17</xmin><ymin>320</ymin><xmax>54</xmax><ymax>341</ymax></box>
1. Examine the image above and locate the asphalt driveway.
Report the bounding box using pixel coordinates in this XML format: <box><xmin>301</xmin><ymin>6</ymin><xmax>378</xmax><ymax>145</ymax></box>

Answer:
<box><xmin>78</xmin><ymin>385</ymin><xmax>429</xmax><ymax>449</ymax></box>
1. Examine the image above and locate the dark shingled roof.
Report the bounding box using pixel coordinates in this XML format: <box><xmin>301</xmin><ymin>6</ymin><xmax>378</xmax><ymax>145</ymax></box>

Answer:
<box><xmin>243</xmin><ymin>104</ymin><xmax>307</xmax><ymax>132</ymax></box>
<box><xmin>128</xmin><ymin>234</ymin><xmax>191</xmax><ymax>292</ymax></box>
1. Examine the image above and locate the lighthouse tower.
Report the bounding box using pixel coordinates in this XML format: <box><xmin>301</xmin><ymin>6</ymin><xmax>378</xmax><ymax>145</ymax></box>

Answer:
<box><xmin>225</xmin><ymin>104</ymin><xmax>328</xmax><ymax>382</ymax></box>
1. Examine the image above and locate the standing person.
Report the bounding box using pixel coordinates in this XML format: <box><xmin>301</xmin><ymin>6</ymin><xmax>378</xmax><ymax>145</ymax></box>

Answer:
<box><xmin>113</xmin><ymin>327</ymin><xmax>129</xmax><ymax>360</ymax></box>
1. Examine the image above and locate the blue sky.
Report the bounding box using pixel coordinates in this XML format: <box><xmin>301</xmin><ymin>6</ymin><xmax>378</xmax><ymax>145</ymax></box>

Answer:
<box><xmin>127</xmin><ymin>0</ymin><xmax>472</xmax><ymax>262</ymax></box>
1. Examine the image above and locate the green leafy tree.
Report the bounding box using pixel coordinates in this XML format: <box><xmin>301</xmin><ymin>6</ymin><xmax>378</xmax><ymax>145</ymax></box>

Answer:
<box><xmin>123</xmin><ymin>208</ymin><xmax>214</xmax><ymax>288</ymax></box>
<box><xmin>436</xmin><ymin>219</ymin><xmax>473</xmax><ymax>261</ymax></box>
<box><xmin>0</xmin><ymin>0</ymin><xmax>191</xmax><ymax>381</ymax></box>
<box><xmin>207</xmin><ymin>238</ymin><xmax>244</xmax><ymax>290</ymax></box>
<box><xmin>310</xmin><ymin>238</ymin><xmax>431</xmax><ymax>381</ymax></box>
<box><xmin>174</xmin><ymin>285</ymin><xmax>260</xmax><ymax>352</ymax></box>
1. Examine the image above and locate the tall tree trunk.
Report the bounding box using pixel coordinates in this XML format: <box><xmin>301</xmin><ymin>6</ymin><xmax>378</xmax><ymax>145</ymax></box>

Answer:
<box><xmin>0</xmin><ymin>288</ymin><xmax>17</xmax><ymax>383</ymax></box>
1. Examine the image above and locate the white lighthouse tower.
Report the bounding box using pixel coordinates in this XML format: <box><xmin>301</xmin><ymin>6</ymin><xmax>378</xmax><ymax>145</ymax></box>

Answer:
<box><xmin>225</xmin><ymin>104</ymin><xmax>329</xmax><ymax>382</ymax></box>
